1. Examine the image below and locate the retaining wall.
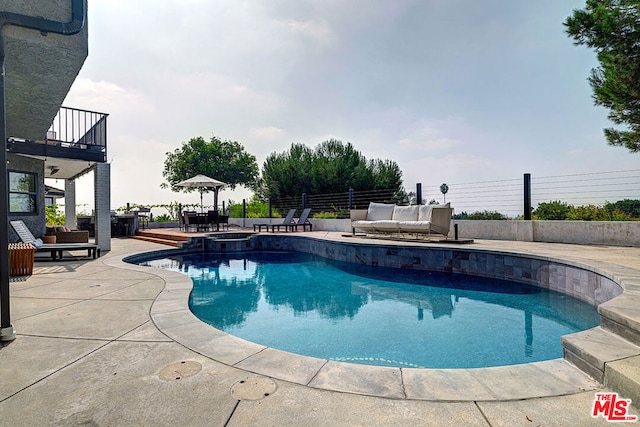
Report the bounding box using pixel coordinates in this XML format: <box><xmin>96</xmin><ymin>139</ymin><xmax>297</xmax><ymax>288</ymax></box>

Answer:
<box><xmin>182</xmin><ymin>217</ymin><xmax>640</xmax><ymax>247</ymax></box>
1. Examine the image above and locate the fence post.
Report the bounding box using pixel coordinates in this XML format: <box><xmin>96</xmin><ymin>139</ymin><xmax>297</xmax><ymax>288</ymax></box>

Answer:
<box><xmin>268</xmin><ymin>197</ymin><xmax>272</xmax><ymax>218</ymax></box>
<box><xmin>222</xmin><ymin>201</ymin><xmax>225</xmax><ymax>213</ymax></box>
<box><xmin>302</xmin><ymin>193</ymin><xmax>307</xmax><ymax>210</ymax></box>
<box><xmin>416</xmin><ymin>183</ymin><xmax>422</xmax><ymax>205</ymax></box>
<box><xmin>242</xmin><ymin>199</ymin><xmax>246</xmax><ymax>218</ymax></box>
<box><xmin>348</xmin><ymin>188</ymin><xmax>354</xmax><ymax>209</ymax></box>
<box><xmin>524</xmin><ymin>173</ymin><xmax>531</xmax><ymax>220</ymax></box>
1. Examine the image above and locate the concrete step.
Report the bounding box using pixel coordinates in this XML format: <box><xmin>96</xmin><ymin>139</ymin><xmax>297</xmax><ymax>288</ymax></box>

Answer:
<box><xmin>599</xmin><ymin>295</ymin><xmax>640</xmax><ymax>347</ymax></box>
<box><xmin>562</xmin><ymin>327</ymin><xmax>640</xmax><ymax>384</ymax></box>
<box><xmin>606</xmin><ymin>355</ymin><xmax>640</xmax><ymax>410</ymax></box>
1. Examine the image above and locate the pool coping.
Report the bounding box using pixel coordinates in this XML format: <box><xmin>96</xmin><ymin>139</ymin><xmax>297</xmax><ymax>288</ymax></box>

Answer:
<box><xmin>105</xmin><ymin>235</ymin><xmax>640</xmax><ymax>401</ymax></box>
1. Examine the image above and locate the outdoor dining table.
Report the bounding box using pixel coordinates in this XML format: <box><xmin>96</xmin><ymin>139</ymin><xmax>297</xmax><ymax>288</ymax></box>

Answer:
<box><xmin>186</xmin><ymin>212</ymin><xmax>220</xmax><ymax>231</ymax></box>
<box><xmin>186</xmin><ymin>213</ymin><xmax>211</xmax><ymax>231</ymax></box>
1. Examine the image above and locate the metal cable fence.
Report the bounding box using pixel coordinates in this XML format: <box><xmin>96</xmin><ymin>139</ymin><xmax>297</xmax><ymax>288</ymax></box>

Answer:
<box><xmin>233</xmin><ymin>169</ymin><xmax>640</xmax><ymax>219</ymax></box>
<box><xmin>268</xmin><ymin>188</ymin><xmax>399</xmax><ymax>218</ymax></box>
<box><xmin>413</xmin><ymin>169</ymin><xmax>640</xmax><ymax>218</ymax></box>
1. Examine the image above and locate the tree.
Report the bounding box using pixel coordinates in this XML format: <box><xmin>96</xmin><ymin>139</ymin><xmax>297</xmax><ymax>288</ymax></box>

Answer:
<box><xmin>162</xmin><ymin>136</ymin><xmax>259</xmax><ymax>208</ymax></box>
<box><xmin>261</xmin><ymin>139</ymin><xmax>405</xmax><ymax>199</ymax></box>
<box><xmin>440</xmin><ymin>183</ymin><xmax>449</xmax><ymax>203</ymax></box>
<box><xmin>565</xmin><ymin>1</ymin><xmax>640</xmax><ymax>152</ymax></box>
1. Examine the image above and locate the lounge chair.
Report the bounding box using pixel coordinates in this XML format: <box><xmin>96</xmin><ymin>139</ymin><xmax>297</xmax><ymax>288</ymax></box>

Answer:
<box><xmin>10</xmin><ymin>220</ymin><xmax>100</xmax><ymax>260</ymax></box>
<box><xmin>271</xmin><ymin>208</ymin><xmax>313</xmax><ymax>232</ymax></box>
<box><xmin>253</xmin><ymin>208</ymin><xmax>296</xmax><ymax>232</ymax></box>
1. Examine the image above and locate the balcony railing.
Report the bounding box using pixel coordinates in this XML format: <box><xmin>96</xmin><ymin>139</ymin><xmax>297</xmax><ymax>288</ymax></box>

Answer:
<box><xmin>46</xmin><ymin>106</ymin><xmax>108</xmax><ymax>160</ymax></box>
<box><xmin>7</xmin><ymin>106</ymin><xmax>109</xmax><ymax>165</ymax></box>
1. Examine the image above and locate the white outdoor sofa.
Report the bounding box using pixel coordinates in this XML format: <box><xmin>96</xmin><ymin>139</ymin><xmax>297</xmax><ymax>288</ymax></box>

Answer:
<box><xmin>351</xmin><ymin>202</ymin><xmax>453</xmax><ymax>240</ymax></box>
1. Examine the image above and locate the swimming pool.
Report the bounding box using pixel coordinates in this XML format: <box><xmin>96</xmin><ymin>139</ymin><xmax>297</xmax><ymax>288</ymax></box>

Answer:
<box><xmin>141</xmin><ymin>250</ymin><xmax>600</xmax><ymax>369</ymax></box>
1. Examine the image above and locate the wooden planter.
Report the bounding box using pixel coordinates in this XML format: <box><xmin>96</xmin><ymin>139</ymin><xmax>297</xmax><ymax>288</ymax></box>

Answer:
<box><xmin>9</xmin><ymin>243</ymin><xmax>36</xmax><ymax>277</ymax></box>
<box><xmin>43</xmin><ymin>235</ymin><xmax>57</xmax><ymax>244</ymax></box>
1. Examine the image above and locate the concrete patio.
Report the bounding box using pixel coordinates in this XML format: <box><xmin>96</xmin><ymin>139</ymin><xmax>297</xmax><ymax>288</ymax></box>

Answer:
<box><xmin>1</xmin><ymin>233</ymin><xmax>639</xmax><ymax>426</ymax></box>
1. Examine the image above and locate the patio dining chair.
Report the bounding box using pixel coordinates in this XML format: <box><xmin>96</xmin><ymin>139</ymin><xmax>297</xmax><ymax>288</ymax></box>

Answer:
<box><xmin>218</xmin><ymin>214</ymin><xmax>229</xmax><ymax>231</ymax></box>
<box><xmin>183</xmin><ymin>211</ymin><xmax>197</xmax><ymax>232</ymax></box>
<box><xmin>207</xmin><ymin>210</ymin><xmax>219</xmax><ymax>231</ymax></box>
<box><xmin>137</xmin><ymin>207</ymin><xmax>150</xmax><ymax>230</ymax></box>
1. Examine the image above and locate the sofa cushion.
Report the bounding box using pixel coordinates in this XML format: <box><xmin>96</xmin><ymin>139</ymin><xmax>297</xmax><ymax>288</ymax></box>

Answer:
<box><xmin>418</xmin><ymin>205</ymin><xmax>433</xmax><ymax>221</ymax></box>
<box><xmin>366</xmin><ymin>202</ymin><xmax>395</xmax><ymax>221</ymax></box>
<box><xmin>55</xmin><ymin>230</ymin><xmax>89</xmax><ymax>244</ymax></box>
<box><xmin>370</xmin><ymin>220</ymin><xmax>400</xmax><ymax>231</ymax></box>
<box><xmin>392</xmin><ymin>205</ymin><xmax>419</xmax><ymax>221</ymax></box>
<box><xmin>397</xmin><ymin>221</ymin><xmax>432</xmax><ymax>232</ymax></box>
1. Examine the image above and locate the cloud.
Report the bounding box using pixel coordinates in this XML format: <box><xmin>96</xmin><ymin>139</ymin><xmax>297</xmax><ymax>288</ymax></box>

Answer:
<box><xmin>286</xmin><ymin>19</ymin><xmax>335</xmax><ymax>45</ymax></box>
<box><xmin>397</xmin><ymin>118</ymin><xmax>466</xmax><ymax>153</ymax></box>
<box><xmin>63</xmin><ymin>78</ymin><xmax>151</xmax><ymax>115</ymax></box>
<box><xmin>248</xmin><ymin>126</ymin><xmax>285</xmax><ymax>141</ymax></box>
<box><xmin>60</xmin><ymin>0</ymin><xmax>640</xmax><ymax>212</ymax></box>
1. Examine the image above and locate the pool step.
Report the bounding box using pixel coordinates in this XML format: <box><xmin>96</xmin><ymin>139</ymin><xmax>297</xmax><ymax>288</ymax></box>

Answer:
<box><xmin>129</xmin><ymin>234</ymin><xmax>181</xmax><ymax>247</ymax></box>
<box><xmin>598</xmin><ymin>297</ymin><xmax>640</xmax><ymax>346</ymax></box>
<box><xmin>130</xmin><ymin>230</ymin><xmax>188</xmax><ymax>247</ymax></box>
<box><xmin>562</xmin><ymin>327</ymin><xmax>640</xmax><ymax>389</ymax></box>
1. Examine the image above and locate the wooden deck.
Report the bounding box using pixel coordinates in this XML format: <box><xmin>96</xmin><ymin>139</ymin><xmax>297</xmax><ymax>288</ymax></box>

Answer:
<box><xmin>130</xmin><ymin>227</ymin><xmax>254</xmax><ymax>247</ymax></box>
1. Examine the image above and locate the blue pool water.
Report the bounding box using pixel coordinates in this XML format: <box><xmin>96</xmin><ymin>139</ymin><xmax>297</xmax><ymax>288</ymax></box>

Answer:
<box><xmin>142</xmin><ymin>251</ymin><xmax>600</xmax><ymax>369</ymax></box>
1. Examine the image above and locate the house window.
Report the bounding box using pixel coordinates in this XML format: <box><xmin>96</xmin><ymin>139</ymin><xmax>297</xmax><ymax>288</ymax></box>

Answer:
<box><xmin>9</xmin><ymin>171</ymin><xmax>37</xmax><ymax>214</ymax></box>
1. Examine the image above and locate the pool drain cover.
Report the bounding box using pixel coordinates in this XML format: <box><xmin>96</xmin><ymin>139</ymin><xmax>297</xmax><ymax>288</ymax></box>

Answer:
<box><xmin>231</xmin><ymin>377</ymin><xmax>277</xmax><ymax>401</ymax></box>
<box><xmin>159</xmin><ymin>360</ymin><xmax>202</xmax><ymax>381</ymax></box>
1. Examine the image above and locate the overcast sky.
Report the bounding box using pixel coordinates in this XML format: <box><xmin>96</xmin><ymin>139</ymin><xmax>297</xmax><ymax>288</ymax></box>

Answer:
<box><xmin>57</xmin><ymin>0</ymin><xmax>639</xmax><ymax>214</ymax></box>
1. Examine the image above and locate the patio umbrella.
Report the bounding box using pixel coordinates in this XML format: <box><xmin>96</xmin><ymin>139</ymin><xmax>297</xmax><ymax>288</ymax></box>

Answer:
<box><xmin>176</xmin><ymin>174</ymin><xmax>226</xmax><ymax>212</ymax></box>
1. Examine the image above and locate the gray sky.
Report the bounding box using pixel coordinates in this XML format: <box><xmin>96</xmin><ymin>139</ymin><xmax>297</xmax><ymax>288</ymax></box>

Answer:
<box><xmin>57</xmin><ymin>0</ymin><xmax>639</xmax><ymax>214</ymax></box>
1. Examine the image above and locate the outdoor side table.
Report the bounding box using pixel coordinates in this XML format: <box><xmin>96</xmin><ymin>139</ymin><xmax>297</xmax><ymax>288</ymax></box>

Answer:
<box><xmin>9</xmin><ymin>242</ymin><xmax>36</xmax><ymax>277</ymax></box>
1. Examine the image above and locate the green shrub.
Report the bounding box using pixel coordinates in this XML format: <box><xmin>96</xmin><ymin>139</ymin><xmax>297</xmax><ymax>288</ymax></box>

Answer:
<box><xmin>605</xmin><ymin>199</ymin><xmax>640</xmax><ymax>219</ymax></box>
<box><xmin>609</xmin><ymin>209</ymin><xmax>634</xmax><ymax>221</ymax></box>
<box><xmin>458</xmin><ymin>210</ymin><xmax>508</xmax><ymax>220</ymax></box>
<box><xmin>566</xmin><ymin>204</ymin><xmax>610</xmax><ymax>221</ymax></box>
<box><xmin>228</xmin><ymin>196</ymin><xmax>281</xmax><ymax>218</ymax></box>
<box><xmin>312</xmin><ymin>211</ymin><xmax>338</xmax><ymax>219</ymax></box>
<box><xmin>154</xmin><ymin>214</ymin><xmax>172</xmax><ymax>222</ymax></box>
<box><xmin>533</xmin><ymin>200</ymin><xmax>637</xmax><ymax>221</ymax></box>
<box><xmin>532</xmin><ymin>201</ymin><xmax>573</xmax><ymax>220</ymax></box>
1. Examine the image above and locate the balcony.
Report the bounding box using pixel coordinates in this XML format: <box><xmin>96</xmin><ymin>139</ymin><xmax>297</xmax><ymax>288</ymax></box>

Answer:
<box><xmin>8</xmin><ymin>106</ymin><xmax>108</xmax><ymax>180</ymax></box>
